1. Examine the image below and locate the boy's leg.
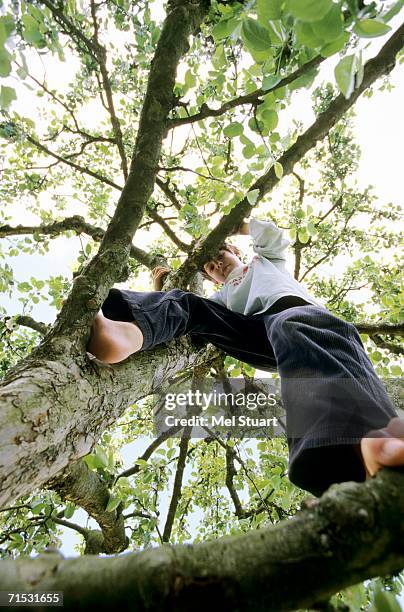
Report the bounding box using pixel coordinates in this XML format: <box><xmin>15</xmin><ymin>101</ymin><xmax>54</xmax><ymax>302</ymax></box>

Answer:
<box><xmin>263</xmin><ymin>304</ymin><xmax>398</xmax><ymax>496</ymax></box>
<box><xmin>96</xmin><ymin>288</ymin><xmax>277</xmax><ymax>369</ymax></box>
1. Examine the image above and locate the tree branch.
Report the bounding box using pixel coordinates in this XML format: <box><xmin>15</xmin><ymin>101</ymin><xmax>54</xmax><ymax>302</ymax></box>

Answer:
<box><xmin>2</xmin><ymin>315</ymin><xmax>49</xmax><ymax>336</ymax></box>
<box><xmin>39</xmin><ymin>0</ymin><xmax>210</xmax><ymax>350</ymax></box>
<box><xmin>355</xmin><ymin>323</ymin><xmax>403</xmax><ymax>336</ymax></box>
<box><xmin>0</xmin><ymin>469</ymin><xmax>403</xmax><ymax>611</ymax></box>
<box><xmin>44</xmin><ymin>459</ymin><xmax>128</xmax><ymax>554</ymax></box>
<box><xmin>0</xmin><ymin>216</ymin><xmax>162</xmax><ymax>269</ymax></box>
<box><xmin>162</xmin><ymin>427</ymin><xmax>191</xmax><ymax>542</ymax></box>
<box><xmin>147</xmin><ymin>208</ymin><xmax>191</xmax><ymax>252</ymax></box>
<box><xmin>171</xmin><ymin>24</ymin><xmax>404</xmax><ymax>287</ymax></box>
<box><xmin>90</xmin><ymin>0</ymin><xmax>129</xmax><ymax>180</ymax></box>
<box><xmin>167</xmin><ymin>55</ymin><xmax>324</xmax><ymax>130</ymax></box>
<box><xmin>25</xmin><ymin>133</ymin><xmax>123</xmax><ymax>191</ymax></box>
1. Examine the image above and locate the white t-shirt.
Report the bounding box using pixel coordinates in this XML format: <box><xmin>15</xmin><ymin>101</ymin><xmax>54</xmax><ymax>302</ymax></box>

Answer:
<box><xmin>208</xmin><ymin>218</ymin><xmax>323</xmax><ymax>316</ymax></box>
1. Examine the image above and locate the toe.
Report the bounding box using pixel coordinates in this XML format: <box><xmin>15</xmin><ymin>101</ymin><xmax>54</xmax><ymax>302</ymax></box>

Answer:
<box><xmin>361</xmin><ymin>418</ymin><xmax>404</xmax><ymax>476</ymax></box>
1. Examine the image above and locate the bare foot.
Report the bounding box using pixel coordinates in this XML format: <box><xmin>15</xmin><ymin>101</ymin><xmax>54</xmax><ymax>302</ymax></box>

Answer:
<box><xmin>88</xmin><ymin>312</ymin><xmax>144</xmax><ymax>363</ymax></box>
<box><xmin>360</xmin><ymin>417</ymin><xmax>404</xmax><ymax>477</ymax></box>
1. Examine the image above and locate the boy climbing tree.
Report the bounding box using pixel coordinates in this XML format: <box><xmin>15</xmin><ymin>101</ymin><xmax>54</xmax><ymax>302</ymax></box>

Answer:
<box><xmin>88</xmin><ymin>217</ymin><xmax>404</xmax><ymax>497</ymax></box>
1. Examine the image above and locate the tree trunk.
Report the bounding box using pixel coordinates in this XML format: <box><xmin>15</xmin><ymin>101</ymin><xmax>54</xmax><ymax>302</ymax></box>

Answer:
<box><xmin>0</xmin><ymin>338</ymin><xmax>217</xmax><ymax>508</ymax></box>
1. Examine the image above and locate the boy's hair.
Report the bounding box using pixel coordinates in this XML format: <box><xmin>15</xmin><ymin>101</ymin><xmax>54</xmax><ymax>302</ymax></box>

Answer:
<box><xmin>199</xmin><ymin>242</ymin><xmax>241</xmax><ymax>282</ymax></box>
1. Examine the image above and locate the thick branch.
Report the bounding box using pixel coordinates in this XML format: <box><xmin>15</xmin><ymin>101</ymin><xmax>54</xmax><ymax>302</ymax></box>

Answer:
<box><xmin>370</xmin><ymin>335</ymin><xmax>403</xmax><ymax>356</ymax></box>
<box><xmin>0</xmin><ymin>337</ymin><xmax>219</xmax><ymax>508</ymax></box>
<box><xmin>355</xmin><ymin>322</ymin><xmax>403</xmax><ymax>336</ymax></box>
<box><xmin>41</xmin><ymin>0</ymin><xmax>210</xmax><ymax>352</ymax></box>
<box><xmin>0</xmin><ymin>469</ymin><xmax>403</xmax><ymax>611</ymax></box>
<box><xmin>44</xmin><ymin>459</ymin><xmax>128</xmax><ymax>554</ymax></box>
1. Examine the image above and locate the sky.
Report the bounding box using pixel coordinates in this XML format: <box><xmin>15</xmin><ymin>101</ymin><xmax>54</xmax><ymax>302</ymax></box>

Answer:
<box><xmin>1</xmin><ymin>1</ymin><xmax>403</xmax><ymax>605</ymax></box>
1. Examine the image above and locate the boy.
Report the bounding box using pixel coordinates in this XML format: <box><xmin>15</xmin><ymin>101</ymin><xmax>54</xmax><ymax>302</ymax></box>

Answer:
<box><xmin>88</xmin><ymin>218</ymin><xmax>404</xmax><ymax>496</ymax></box>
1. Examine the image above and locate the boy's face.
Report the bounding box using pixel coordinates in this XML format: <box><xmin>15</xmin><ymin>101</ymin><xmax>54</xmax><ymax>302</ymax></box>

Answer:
<box><xmin>203</xmin><ymin>248</ymin><xmax>242</xmax><ymax>284</ymax></box>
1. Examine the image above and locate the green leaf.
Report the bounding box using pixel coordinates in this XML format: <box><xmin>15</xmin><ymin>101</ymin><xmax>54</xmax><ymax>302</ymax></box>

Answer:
<box><xmin>0</xmin><ymin>48</ymin><xmax>11</xmax><ymax>77</ymax></box>
<box><xmin>10</xmin><ymin>533</ymin><xmax>23</xmax><ymax>544</ymax></box>
<box><xmin>247</xmin><ymin>189</ymin><xmax>260</xmax><ymax>205</ymax></box>
<box><xmin>94</xmin><ymin>447</ymin><xmax>108</xmax><ymax>468</ymax></box>
<box><xmin>287</xmin><ymin>0</ymin><xmax>333</xmax><ymax>23</ymax></box>
<box><xmin>274</xmin><ymin>161</ymin><xmax>283</xmax><ymax>179</ymax></box>
<box><xmin>298</xmin><ymin>229</ymin><xmax>309</xmax><ymax>243</ymax></box>
<box><xmin>382</xmin><ymin>0</ymin><xmax>404</xmax><ymax>23</ymax></box>
<box><xmin>289</xmin><ymin>68</ymin><xmax>318</xmax><ymax>91</ymax></box>
<box><xmin>257</xmin><ymin>0</ymin><xmax>282</xmax><ymax>21</ymax></box>
<box><xmin>390</xmin><ymin>365</ymin><xmax>402</xmax><ymax>376</ymax></box>
<box><xmin>334</xmin><ymin>54</ymin><xmax>356</xmax><ymax>99</ymax></box>
<box><xmin>17</xmin><ymin>281</ymin><xmax>31</xmax><ymax>292</ymax></box>
<box><xmin>261</xmin><ymin>92</ymin><xmax>276</xmax><ymax>110</ymax></box>
<box><xmin>354</xmin><ymin>18</ymin><xmax>391</xmax><ymax>38</ymax></box>
<box><xmin>320</xmin><ymin>32</ymin><xmax>349</xmax><ymax>57</ymax></box>
<box><xmin>248</xmin><ymin>117</ymin><xmax>265</xmax><ymax>133</ymax></box>
<box><xmin>31</xmin><ymin>502</ymin><xmax>45</xmax><ymax>515</ymax></box>
<box><xmin>241</xmin><ymin>18</ymin><xmax>273</xmax><ymax>52</ymax></box>
<box><xmin>21</xmin><ymin>14</ymin><xmax>43</xmax><ymax>44</ymax></box>
<box><xmin>242</xmin><ymin>144</ymin><xmax>255</xmax><ymax>159</ymax></box>
<box><xmin>261</xmin><ymin>109</ymin><xmax>278</xmax><ymax>130</ymax></box>
<box><xmin>371</xmin><ymin>351</ymin><xmax>382</xmax><ymax>363</ymax></box>
<box><xmin>64</xmin><ymin>503</ymin><xmax>75</xmax><ymax>519</ymax></box>
<box><xmin>105</xmin><ymin>495</ymin><xmax>121</xmax><ymax>513</ymax></box>
<box><xmin>223</xmin><ymin>122</ymin><xmax>244</xmax><ymax>138</ymax></box>
<box><xmin>372</xmin><ymin>584</ymin><xmax>402</xmax><ymax>612</ymax></box>
<box><xmin>294</xmin><ymin>21</ymin><xmax>323</xmax><ymax>48</ymax></box>
<box><xmin>262</xmin><ymin>74</ymin><xmax>281</xmax><ymax>91</ymax></box>
<box><xmin>212</xmin><ymin>17</ymin><xmax>239</xmax><ymax>41</ymax></box>
<box><xmin>311</xmin><ymin>4</ymin><xmax>343</xmax><ymax>42</ymax></box>
<box><xmin>307</xmin><ymin>220</ymin><xmax>317</xmax><ymax>235</ymax></box>
<box><xmin>184</xmin><ymin>69</ymin><xmax>196</xmax><ymax>90</ymax></box>
<box><xmin>212</xmin><ymin>43</ymin><xmax>226</xmax><ymax>69</ymax></box>
<box><xmin>0</xmin><ymin>15</ymin><xmax>15</xmax><ymax>44</ymax></box>
<box><xmin>0</xmin><ymin>85</ymin><xmax>16</xmax><ymax>110</ymax></box>
<box><xmin>240</xmin><ymin>134</ymin><xmax>254</xmax><ymax>147</ymax></box>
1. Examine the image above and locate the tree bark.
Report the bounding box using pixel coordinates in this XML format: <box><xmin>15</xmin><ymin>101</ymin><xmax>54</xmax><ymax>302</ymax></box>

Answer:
<box><xmin>0</xmin><ymin>338</ymin><xmax>218</xmax><ymax>508</ymax></box>
<box><xmin>0</xmin><ymin>468</ymin><xmax>403</xmax><ymax>611</ymax></box>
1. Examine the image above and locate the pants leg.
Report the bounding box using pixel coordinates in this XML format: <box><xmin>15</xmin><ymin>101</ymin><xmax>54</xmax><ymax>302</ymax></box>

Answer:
<box><xmin>101</xmin><ymin>288</ymin><xmax>277</xmax><ymax>371</ymax></box>
<box><xmin>263</xmin><ymin>304</ymin><xmax>398</xmax><ymax>496</ymax></box>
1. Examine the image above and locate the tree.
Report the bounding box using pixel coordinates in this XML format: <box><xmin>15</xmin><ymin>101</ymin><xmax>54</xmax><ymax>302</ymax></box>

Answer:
<box><xmin>0</xmin><ymin>0</ymin><xmax>403</xmax><ymax>609</ymax></box>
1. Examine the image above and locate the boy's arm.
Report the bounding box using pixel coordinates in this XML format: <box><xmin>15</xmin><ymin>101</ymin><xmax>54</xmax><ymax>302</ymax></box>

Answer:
<box><xmin>235</xmin><ymin>217</ymin><xmax>289</xmax><ymax>260</ymax></box>
<box><xmin>151</xmin><ymin>266</ymin><xmax>171</xmax><ymax>290</ymax></box>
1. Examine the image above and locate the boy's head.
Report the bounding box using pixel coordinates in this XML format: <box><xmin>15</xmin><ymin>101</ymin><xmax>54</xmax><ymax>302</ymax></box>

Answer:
<box><xmin>200</xmin><ymin>242</ymin><xmax>243</xmax><ymax>284</ymax></box>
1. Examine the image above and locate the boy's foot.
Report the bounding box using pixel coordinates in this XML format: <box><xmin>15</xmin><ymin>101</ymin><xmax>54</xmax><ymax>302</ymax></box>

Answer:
<box><xmin>360</xmin><ymin>417</ymin><xmax>404</xmax><ymax>477</ymax></box>
<box><xmin>88</xmin><ymin>312</ymin><xmax>144</xmax><ymax>363</ymax></box>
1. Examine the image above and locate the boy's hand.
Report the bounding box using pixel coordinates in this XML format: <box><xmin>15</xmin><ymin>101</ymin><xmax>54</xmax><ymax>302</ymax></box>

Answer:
<box><xmin>151</xmin><ymin>266</ymin><xmax>171</xmax><ymax>290</ymax></box>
